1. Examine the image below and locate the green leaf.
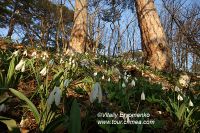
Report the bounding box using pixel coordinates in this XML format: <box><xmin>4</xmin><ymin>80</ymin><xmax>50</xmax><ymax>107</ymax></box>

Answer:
<box><xmin>0</xmin><ymin>95</ymin><xmax>10</xmax><ymax>105</ymax></box>
<box><xmin>6</xmin><ymin>57</ymin><xmax>15</xmax><ymax>86</ymax></box>
<box><xmin>43</xmin><ymin>115</ymin><xmax>69</xmax><ymax>133</ymax></box>
<box><xmin>9</xmin><ymin>88</ymin><xmax>40</xmax><ymax>123</ymax></box>
<box><xmin>0</xmin><ymin>116</ymin><xmax>20</xmax><ymax>133</ymax></box>
<box><xmin>185</xmin><ymin>108</ymin><xmax>194</xmax><ymax>126</ymax></box>
<box><xmin>169</xmin><ymin>98</ymin><xmax>178</xmax><ymax>111</ymax></box>
<box><xmin>69</xmin><ymin>99</ymin><xmax>81</xmax><ymax>133</ymax></box>
<box><xmin>176</xmin><ymin>103</ymin><xmax>186</xmax><ymax>120</ymax></box>
<box><xmin>0</xmin><ymin>70</ymin><xmax>4</xmax><ymax>86</ymax></box>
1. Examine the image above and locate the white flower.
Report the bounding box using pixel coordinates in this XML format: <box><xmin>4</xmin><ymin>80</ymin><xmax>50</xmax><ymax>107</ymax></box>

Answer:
<box><xmin>177</xmin><ymin>94</ymin><xmax>183</xmax><ymax>101</ymax></box>
<box><xmin>69</xmin><ymin>61</ymin><xmax>72</xmax><ymax>65</ymax></box>
<box><xmin>189</xmin><ymin>100</ymin><xmax>194</xmax><ymax>107</ymax></box>
<box><xmin>13</xmin><ymin>50</ymin><xmax>19</xmax><ymax>56</ymax></box>
<box><xmin>94</xmin><ymin>72</ymin><xmax>97</xmax><ymax>76</ymax></box>
<box><xmin>54</xmin><ymin>87</ymin><xmax>62</xmax><ymax>106</ymax></box>
<box><xmin>162</xmin><ymin>86</ymin><xmax>167</xmax><ymax>90</ymax></box>
<box><xmin>102</xmin><ymin>75</ymin><xmax>105</xmax><ymax>80</ymax></box>
<box><xmin>149</xmin><ymin>78</ymin><xmax>151</xmax><ymax>82</ymax></box>
<box><xmin>157</xmin><ymin>111</ymin><xmax>162</xmax><ymax>114</ymax></box>
<box><xmin>119</xmin><ymin>76</ymin><xmax>121</xmax><ymax>79</ymax></box>
<box><xmin>141</xmin><ymin>91</ymin><xmax>145</xmax><ymax>100</ymax></box>
<box><xmin>72</xmin><ymin>63</ymin><xmax>76</xmax><ymax>68</ymax></box>
<box><xmin>72</xmin><ymin>60</ymin><xmax>75</xmax><ymax>64</ymax></box>
<box><xmin>122</xmin><ymin>82</ymin><xmax>126</xmax><ymax>88</ymax></box>
<box><xmin>179</xmin><ymin>74</ymin><xmax>190</xmax><ymax>87</ymax></box>
<box><xmin>41</xmin><ymin>51</ymin><xmax>49</xmax><ymax>59</ymax></box>
<box><xmin>80</xmin><ymin>59</ymin><xmax>89</xmax><ymax>67</ymax></box>
<box><xmin>21</xmin><ymin>63</ymin><xmax>25</xmax><ymax>72</ymax></box>
<box><xmin>108</xmin><ymin>77</ymin><xmax>111</xmax><ymax>82</ymax></box>
<box><xmin>19</xmin><ymin>118</ymin><xmax>29</xmax><ymax>128</ymax></box>
<box><xmin>69</xmin><ymin>57</ymin><xmax>72</xmax><ymax>63</ymax></box>
<box><xmin>124</xmin><ymin>71</ymin><xmax>127</xmax><ymax>76</ymax></box>
<box><xmin>0</xmin><ymin>104</ymin><xmax>6</xmax><ymax>112</ymax></box>
<box><xmin>22</xmin><ymin>50</ymin><xmax>27</xmax><ymax>56</ymax></box>
<box><xmin>89</xmin><ymin>82</ymin><xmax>102</xmax><ymax>103</ymax></box>
<box><xmin>40</xmin><ymin>66</ymin><xmax>47</xmax><ymax>76</ymax></box>
<box><xmin>47</xmin><ymin>86</ymin><xmax>62</xmax><ymax>106</ymax></box>
<box><xmin>60</xmin><ymin>58</ymin><xmax>64</xmax><ymax>64</ymax></box>
<box><xmin>47</xmin><ymin>90</ymin><xmax>54</xmax><ymax>106</ymax></box>
<box><xmin>31</xmin><ymin>51</ymin><xmax>37</xmax><ymax>58</ymax></box>
<box><xmin>127</xmin><ymin>74</ymin><xmax>131</xmax><ymax>78</ymax></box>
<box><xmin>175</xmin><ymin>86</ymin><xmax>180</xmax><ymax>92</ymax></box>
<box><xmin>49</xmin><ymin>59</ymin><xmax>54</xmax><ymax>66</ymax></box>
<box><xmin>64</xmin><ymin>79</ymin><xmax>70</xmax><ymax>87</ymax></box>
<box><xmin>131</xmin><ymin>80</ymin><xmax>135</xmax><ymax>87</ymax></box>
<box><xmin>15</xmin><ymin>59</ymin><xmax>26</xmax><ymax>72</ymax></box>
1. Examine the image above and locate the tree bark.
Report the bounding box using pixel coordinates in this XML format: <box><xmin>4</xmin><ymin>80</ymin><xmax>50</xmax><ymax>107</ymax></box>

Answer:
<box><xmin>135</xmin><ymin>0</ymin><xmax>173</xmax><ymax>72</ymax></box>
<box><xmin>68</xmin><ymin>0</ymin><xmax>88</xmax><ymax>53</ymax></box>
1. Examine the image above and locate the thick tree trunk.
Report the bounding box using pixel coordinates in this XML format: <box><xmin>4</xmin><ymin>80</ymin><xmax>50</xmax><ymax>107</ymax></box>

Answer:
<box><xmin>135</xmin><ymin>0</ymin><xmax>173</xmax><ymax>72</ymax></box>
<box><xmin>68</xmin><ymin>0</ymin><xmax>88</xmax><ymax>53</ymax></box>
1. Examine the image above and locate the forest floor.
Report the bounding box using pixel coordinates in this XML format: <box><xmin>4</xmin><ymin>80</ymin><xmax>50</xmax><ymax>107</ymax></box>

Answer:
<box><xmin>0</xmin><ymin>40</ymin><xmax>200</xmax><ymax>133</ymax></box>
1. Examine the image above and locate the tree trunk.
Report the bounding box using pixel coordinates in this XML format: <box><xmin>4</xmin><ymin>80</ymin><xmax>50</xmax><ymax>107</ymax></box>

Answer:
<box><xmin>135</xmin><ymin>0</ymin><xmax>173</xmax><ymax>72</ymax></box>
<box><xmin>68</xmin><ymin>0</ymin><xmax>88</xmax><ymax>53</ymax></box>
<box><xmin>7</xmin><ymin>1</ymin><xmax>18</xmax><ymax>38</ymax></box>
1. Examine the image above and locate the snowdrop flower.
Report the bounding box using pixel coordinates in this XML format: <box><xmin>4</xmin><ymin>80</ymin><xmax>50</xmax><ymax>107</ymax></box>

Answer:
<box><xmin>94</xmin><ymin>72</ymin><xmax>97</xmax><ymax>76</ymax></box>
<box><xmin>141</xmin><ymin>91</ymin><xmax>145</xmax><ymax>100</ymax></box>
<box><xmin>31</xmin><ymin>51</ymin><xmax>37</xmax><ymax>58</ymax></box>
<box><xmin>123</xmin><ymin>75</ymin><xmax>127</xmax><ymax>80</ymax></box>
<box><xmin>60</xmin><ymin>58</ymin><xmax>64</xmax><ymax>64</ymax></box>
<box><xmin>149</xmin><ymin>78</ymin><xmax>151</xmax><ymax>82</ymax></box>
<box><xmin>131</xmin><ymin>79</ymin><xmax>135</xmax><ymax>87</ymax></box>
<box><xmin>49</xmin><ymin>59</ymin><xmax>54</xmax><ymax>66</ymax></box>
<box><xmin>21</xmin><ymin>63</ymin><xmax>25</xmax><ymax>72</ymax></box>
<box><xmin>41</xmin><ymin>51</ymin><xmax>49</xmax><ymax>60</ymax></box>
<box><xmin>22</xmin><ymin>50</ymin><xmax>27</xmax><ymax>56</ymax></box>
<box><xmin>119</xmin><ymin>76</ymin><xmax>121</xmax><ymax>79</ymax></box>
<box><xmin>80</xmin><ymin>59</ymin><xmax>89</xmax><ymax>67</ymax></box>
<box><xmin>162</xmin><ymin>86</ymin><xmax>167</xmax><ymax>90</ymax></box>
<box><xmin>0</xmin><ymin>104</ymin><xmax>6</xmax><ymax>112</ymax></box>
<box><xmin>72</xmin><ymin>59</ymin><xmax>75</xmax><ymax>64</ymax></box>
<box><xmin>15</xmin><ymin>59</ymin><xmax>26</xmax><ymax>72</ymax></box>
<box><xmin>122</xmin><ymin>82</ymin><xmax>126</xmax><ymax>88</ymax></box>
<box><xmin>72</xmin><ymin>63</ymin><xmax>76</xmax><ymax>68</ymax></box>
<box><xmin>108</xmin><ymin>77</ymin><xmax>111</xmax><ymax>82</ymax></box>
<box><xmin>47</xmin><ymin>86</ymin><xmax>62</xmax><ymax>106</ymax></box>
<box><xmin>54</xmin><ymin>87</ymin><xmax>62</xmax><ymax>106</ymax></box>
<box><xmin>177</xmin><ymin>94</ymin><xmax>183</xmax><ymax>101</ymax></box>
<box><xmin>89</xmin><ymin>82</ymin><xmax>102</xmax><ymax>103</ymax></box>
<box><xmin>157</xmin><ymin>111</ymin><xmax>162</xmax><ymax>114</ymax></box>
<box><xmin>124</xmin><ymin>71</ymin><xmax>127</xmax><ymax>76</ymax></box>
<box><xmin>40</xmin><ymin>66</ymin><xmax>47</xmax><ymax>76</ymax></box>
<box><xmin>125</xmin><ymin>78</ymin><xmax>128</xmax><ymax>83</ymax></box>
<box><xmin>179</xmin><ymin>74</ymin><xmax>190</xmax><ymax>87</ymax></box>
<box><xmin>189</xmin><ymin>100</ymin><xmax>194</xmax><ymax>107</ymax></box>
<box><xmin>12</xmin><ymin>50</ymin><xmax>19</xmax><ymax>56</ymax></box>
<box><xmin>69</xmin><ymin>57</ymin><xmax>72</xmax><ymax>63</ymax></box>
<box><xmin>64</xmin><ymin>79</ymin><xmax>70</xmax><ymax>87</ymax></box>
<box><xmin>127</xmin><ymin>74</ymin><xmax>131</xmax><ymax>78</ymax></box>
<box><xmin>102</xmin><ymin>75</ymin><xmax>105</xmax><ymax>80</ymax></box>
<box><xmin>69</xmin><ymin>61</ymin><xmax>72</xmax><ymax>65</ymax></box>
<box><xmin>175</xmin><ymin>86</ymin><xmax>180</xmax><ymax>92</ymax></box>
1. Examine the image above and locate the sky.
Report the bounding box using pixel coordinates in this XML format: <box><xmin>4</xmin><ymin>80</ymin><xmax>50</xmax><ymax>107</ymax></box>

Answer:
<box><xmin>0</xmin><ymin>0</ymin><xmax>199</xmax><ymax>46</ymax></box>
